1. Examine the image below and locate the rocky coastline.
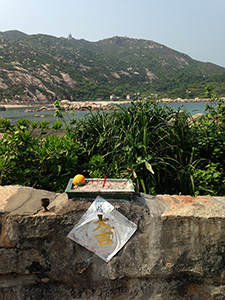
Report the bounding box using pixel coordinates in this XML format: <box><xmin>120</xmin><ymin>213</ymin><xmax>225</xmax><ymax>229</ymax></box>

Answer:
<box><xmin>26</xmin><ymin>97</ymin><xmax>224</xmax><ymax>114</ymax></box>
<box><xmin>0</xmin><ymin>98</ymin><xmax>224</xmax><ymax>120</ymax></box>
<box><xmin>24</xmin><ymin>100</ymin><xmax>115</xmax><ymax>113</ymax></box>
<box><xmin>1</xmin><ymin>96</ymin><xmax>224</xmax><ymax>110</ymax></box>
<box><xmin>158</xmin><ymin>97</ymin><xmax>225</xmax><ymax>102</ymax></box>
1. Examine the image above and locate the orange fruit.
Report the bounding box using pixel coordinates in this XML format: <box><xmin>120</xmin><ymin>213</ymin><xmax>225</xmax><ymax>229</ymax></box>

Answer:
<box><xmin>73</xmin><ymin>174</ymin><xmax>85</xmax><ymax>186</ymax></box>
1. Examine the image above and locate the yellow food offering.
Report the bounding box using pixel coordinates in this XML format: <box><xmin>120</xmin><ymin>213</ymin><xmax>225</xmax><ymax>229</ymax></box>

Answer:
<box><xmin>73</xmin><ymin>174</ymin><xmax>85</xmax><ymax>186</ymax></box>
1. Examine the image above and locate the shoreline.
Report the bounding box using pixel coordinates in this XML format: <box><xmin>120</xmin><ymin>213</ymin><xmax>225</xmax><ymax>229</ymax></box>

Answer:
<box><xmin>0</xmin><ymin>98</ymin><xmax>224</xmax><ymax>109</ymax></box>
<box><xmin>0</xmin><ymin>100</ymin><xmax>132</xmax><ymax>109</ymax></box>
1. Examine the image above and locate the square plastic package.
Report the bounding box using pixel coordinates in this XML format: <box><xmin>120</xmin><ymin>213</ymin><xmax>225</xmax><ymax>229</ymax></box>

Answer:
<box><xmin>67</xmin><ymin>196</ymin><xmax>137</xmax><ymax>262</ymax></box>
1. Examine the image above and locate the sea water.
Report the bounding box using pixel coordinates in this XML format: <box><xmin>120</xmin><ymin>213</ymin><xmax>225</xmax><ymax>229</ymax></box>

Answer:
<box><xmin>0</xmin><ymin>101</ymin><xmax>212</xmax><ymax>125</ymax></box>
<box><xmin>0</xmin><ymin>105</ymin><xmax>90</xmax><ymax>124</ymax></box>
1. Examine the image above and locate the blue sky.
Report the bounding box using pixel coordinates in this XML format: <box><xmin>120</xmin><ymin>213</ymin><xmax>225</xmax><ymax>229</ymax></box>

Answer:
<box><xmin>1</xmin><ymin>0</ymin><xmax>225</xmax><ymax>67</ymax></box>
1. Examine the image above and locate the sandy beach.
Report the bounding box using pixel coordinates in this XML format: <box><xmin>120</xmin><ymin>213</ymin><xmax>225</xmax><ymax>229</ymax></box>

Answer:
<box><xmin>0</xmin><ymin>100</ymin><xmax>132</xmax><ymax>109</ymax></box>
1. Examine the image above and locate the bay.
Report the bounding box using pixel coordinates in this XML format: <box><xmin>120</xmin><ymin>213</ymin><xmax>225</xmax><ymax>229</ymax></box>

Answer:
<box><xmin>0</xmin><ymin>101</ymin><xmax>211</xmax><ymax>125</ymax></box>
<box><xmin>161</xmin><ymin>101</ymin><xmax>210</xmax><ymax>114</ymax></box>
<box><xmin>0</xmin><ymin>105</ymin><xmax>89</xmax><ymax>125</ymax></box>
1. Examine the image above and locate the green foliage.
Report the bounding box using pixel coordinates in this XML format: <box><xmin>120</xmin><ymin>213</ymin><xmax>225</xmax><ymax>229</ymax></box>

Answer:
<box><xmin>205</xmin><ymin>85</ymin><xmax>215</xmax><ymax>100</ymax></box>
<box><xmin>57</xmin><ymin>94</ymin><xmax>224</xmax><ymax>196</ymax></box>
<box><xmin>193</xmin><ymin>162</ymin><xmax>224</xmax><ymax>196</ymax></box>
<box><xmin>0</xmin><ymin>118</ymin><xmax>83</xmax><ymax>192</ymax></box>
<box><xmin>86</xmin><ymin>155</ymin><xmax>106</xmax><ymax>178</ymax></box>
<box><xmin>189</xmin><ymin>98</ymin><xmax>225</xmax><ymax>195</ymax></box>
<box><xmin>33</xmin><ymin>135</ymin><xmax>81</xmax><ymax>192</ymax></box>
<box><xmin>0</xmin><ymin>89</ymin><xmax>224</xmax><ymax>196</ymax></box>
<box><xmin>58</xmin><ymin>98</ymin><xmax>197</xmax><ymax>194</ymax></box>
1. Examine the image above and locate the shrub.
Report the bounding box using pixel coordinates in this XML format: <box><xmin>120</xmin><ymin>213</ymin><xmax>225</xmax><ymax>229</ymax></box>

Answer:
<box><xmin>0</xmin><ymin>118</ymin><xmax>83</xmax><ymax>192</ymax></box>
<box><xmin>61</xmin><ymin>99</ymin><xmax>201</xmax><ymax>195</ymax></box>
<box><xmin>0</xmin><ymin>95</ymin><xmax>224</xmax><ymax>196</ymax></box>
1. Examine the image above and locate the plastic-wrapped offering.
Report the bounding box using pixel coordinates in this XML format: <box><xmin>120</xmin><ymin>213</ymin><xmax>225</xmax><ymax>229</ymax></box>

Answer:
<box><xmin>67</xmin><ymin>196</ymin><xmax>137</xmax><ymax>262</ymax></box>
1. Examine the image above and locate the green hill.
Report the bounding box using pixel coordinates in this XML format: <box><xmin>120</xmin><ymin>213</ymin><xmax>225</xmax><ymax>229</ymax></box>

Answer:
<box><xmin>0</xmin><ymin>30</ymin><xmax>225</xmax><ymax>103</ymax></box>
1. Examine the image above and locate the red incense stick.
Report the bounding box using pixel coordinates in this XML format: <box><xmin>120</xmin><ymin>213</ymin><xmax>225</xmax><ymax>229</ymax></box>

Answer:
<box><xmin>107</xmin><ymin>180</ymin><xmax>112</xmax><ymax>189</ymax></box>
<box><xmin>102</xmin><ymin>176</ymin><xmax>107</xmax><ymax>188</ymax></box>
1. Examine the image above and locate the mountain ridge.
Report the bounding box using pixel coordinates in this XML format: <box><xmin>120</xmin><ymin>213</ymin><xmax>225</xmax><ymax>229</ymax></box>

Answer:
<box><xmin>0</xmin><ymin>30</ymin><xmax>224</xmax><ymax>103</ymax></box>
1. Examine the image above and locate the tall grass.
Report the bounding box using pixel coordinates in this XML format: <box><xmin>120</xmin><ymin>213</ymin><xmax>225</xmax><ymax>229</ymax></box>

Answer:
<box><xmin>63</xmin><ymin>99</ymin><xmax>205</xmax><ymax>195</ymax></box>
<box><xmin>0</xmin><ymin>98</ymin><xmax>224</xmax><ymax>195</ymax></box>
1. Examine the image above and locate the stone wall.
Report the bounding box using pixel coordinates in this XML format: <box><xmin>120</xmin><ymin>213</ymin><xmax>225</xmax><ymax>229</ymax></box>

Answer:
<box><xmin>0</xmin><ymin>185</ymin><xmax>225</xmax><ymax>299</ymax></box>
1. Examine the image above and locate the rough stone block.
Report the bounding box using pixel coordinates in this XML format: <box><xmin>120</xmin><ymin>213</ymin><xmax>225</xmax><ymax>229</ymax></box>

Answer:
<box><xmin>0</xmin><ymin>186</ymin><xmax>225</xmax><ymax>299</ymax></box>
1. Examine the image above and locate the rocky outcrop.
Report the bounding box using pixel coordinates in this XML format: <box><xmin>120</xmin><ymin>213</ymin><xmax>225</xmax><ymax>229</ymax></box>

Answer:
<box><xmin>187</xmin><ymin>113</ymin><xmax>204</xmax><ymax>125</ymax></box>
<box><xmin>24</xmin><ymin>101</ymin><xmax>115</xmax><ymax>114</ymax></box>
<box><xmin>159</xmin><ymin>97</ymin><xmax>212</xmax><ymax>103</ymax></box>
<box><xmin>24</xmin><ymin>106</ymin><xmax>55</xmax><ymax>113</ymax></box>
<box><xmin>59</xmin><ymin>100</ymin><xmax>115</xmax><ymax>111</ymax></box>
<box><xmin>158</xmin><ymin>96</ymin><xmax>224</xmax><ymax>103</ymax></box>
<box><xmin>0</xmin><ymin>185</ymin><xmax>225</xmax><ymax>299</ymax></box>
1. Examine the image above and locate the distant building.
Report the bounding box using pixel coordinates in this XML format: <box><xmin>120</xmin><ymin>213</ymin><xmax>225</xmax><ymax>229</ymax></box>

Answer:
<box><xmin>126</xmin><ymin>94</ymin><xmax>131</xmax><ymax>100</ymax></box>
<box><xmin>110</xmin><ymin>94</ymin><xmax>116</xmax><ymax>100</ymax></box>
<box><xmin>68</xmin><ymin>33</ymin><xmax>73</xmax><ymax>40</ymax></box>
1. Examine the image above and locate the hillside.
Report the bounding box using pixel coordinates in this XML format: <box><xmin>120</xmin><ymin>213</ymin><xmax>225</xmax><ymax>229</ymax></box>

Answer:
<box><xmin>0</xmin><ymin>30</ymin><xmax>225</xmax><ymax>103</ymax></box>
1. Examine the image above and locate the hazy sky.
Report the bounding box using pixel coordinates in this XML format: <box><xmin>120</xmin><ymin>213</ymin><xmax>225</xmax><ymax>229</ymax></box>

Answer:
<box><xmin>1</xmin><ymin>0</ymin><xmax>225</xmax><ymax>67</ymax></box>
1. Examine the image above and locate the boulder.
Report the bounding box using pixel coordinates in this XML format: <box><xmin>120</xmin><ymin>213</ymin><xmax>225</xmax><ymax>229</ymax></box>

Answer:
<box><xmin>60</xmin><ymin>100</ymin><xmax>71</xmax><ymax>106</ymax></box>
<box><xmin>192</xmin><ymin>113</ymin><xmax>204</xmax><ymax>120</ymax></box>
<box><xmin>39</xmin><ymin>106</ymin><xmax>48</xmax><ymax>111</ymax></box>
<box><xmin>188</xmin><ymin>113</ymin><xmax>204</xmax><ymax>125</ymax></box>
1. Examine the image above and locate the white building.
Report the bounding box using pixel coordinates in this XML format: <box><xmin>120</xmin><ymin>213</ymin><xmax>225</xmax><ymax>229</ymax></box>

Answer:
<box><xmin>110</xmin><ymin>94</ymin><xmax>116</xmax><ymax>100</ymax></box>
<box><xmin>68</xmin><ymin>33</ymin><xmax>73</xmax><ymax>40</ymax></box>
